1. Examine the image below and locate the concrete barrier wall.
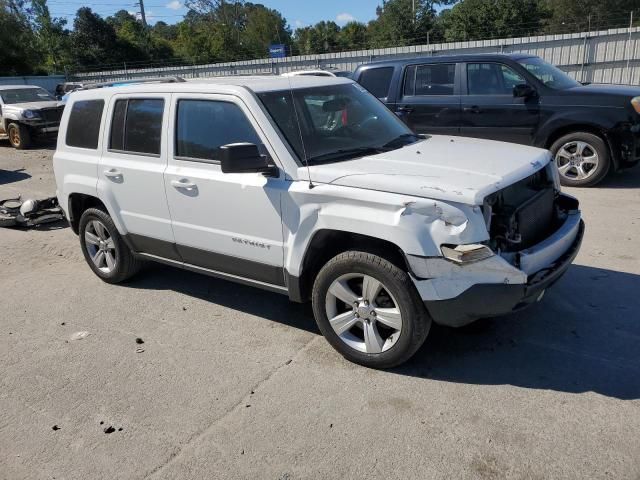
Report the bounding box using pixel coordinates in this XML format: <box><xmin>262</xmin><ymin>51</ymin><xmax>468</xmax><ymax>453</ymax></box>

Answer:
<box><xmin>70</xmin><ymin>26</ymin><xmax>640</xmax><ymax>85</ymax></box>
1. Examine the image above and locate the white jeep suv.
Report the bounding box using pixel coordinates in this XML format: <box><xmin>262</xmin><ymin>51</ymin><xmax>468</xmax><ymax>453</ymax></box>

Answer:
<box><xmin>53</xmin><ymin>76</ymin><xmax>584</xmax><ymax>368</ymax></box>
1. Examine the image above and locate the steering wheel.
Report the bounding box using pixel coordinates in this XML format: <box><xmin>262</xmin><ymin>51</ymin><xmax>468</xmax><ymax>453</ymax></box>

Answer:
<box><xmin>333</xmin><ymin>115</ymin><xmax>379</xmax><ymax>137</ymax></box>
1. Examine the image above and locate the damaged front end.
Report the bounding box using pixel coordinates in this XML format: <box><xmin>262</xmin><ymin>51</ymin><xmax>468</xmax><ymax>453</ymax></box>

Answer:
<box><xmin>408</xmin><ymin>164</ymin><xmax>584</xmax><ymax>327</ymax></box>
<box><xmin>483</xmin><ymin>165</ymin><xmax>582</xmax><ymax>275</ymax></box>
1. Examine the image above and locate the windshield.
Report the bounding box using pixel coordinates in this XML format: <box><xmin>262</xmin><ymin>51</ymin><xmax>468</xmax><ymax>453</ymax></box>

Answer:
<box><xmin>258</xmin><ymin>83</ymin><xmax>419</xmax><ymax>165</ymax></box>
<box><xmin>517</xmin><ymin>57</ymin><xmax>580</xmax><ymax>90</ymax></box>
<box><xmin>0</xmin><ymin>87</ymin><xmax>56</xmax><ymax>104</ymax></box>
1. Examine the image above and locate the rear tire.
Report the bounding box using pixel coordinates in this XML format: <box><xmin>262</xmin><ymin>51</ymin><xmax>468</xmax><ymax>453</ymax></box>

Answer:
<box><xmin>550</xmin><ymin>132</ymin><xmax>610</xmax><ymax>187</ymax></box>
<box><xmin>78</xmin><ymin>208</ymin><xmax>141</xmax><ymax>284</ymax></box>
<box><xmin>312</xmin><ymin>251</ymin><xmax>431</xmax><ymax>368</ymax></box>
<box><xmin>8</xmin><ymin>123</ymin><xmax>31</xmax><ymax>149</ymax></box>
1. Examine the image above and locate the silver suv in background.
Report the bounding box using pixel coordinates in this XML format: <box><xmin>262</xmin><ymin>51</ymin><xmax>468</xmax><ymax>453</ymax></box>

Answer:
<box><xmin>0</xmin><ymin>85</ymin><xmax>64</xmax><ymax>149</ymax></box>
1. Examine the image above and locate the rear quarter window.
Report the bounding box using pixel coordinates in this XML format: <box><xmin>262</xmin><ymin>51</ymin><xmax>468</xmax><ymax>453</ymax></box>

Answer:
<box><xmin>357</xmin><ymin>67</ymin><xmax>394</xmax><ymax>99</ymax></box>
<box><xmin>65</xmin><ymin>100</ymin><xmax>105</xmax><ymax>149</ymax></box>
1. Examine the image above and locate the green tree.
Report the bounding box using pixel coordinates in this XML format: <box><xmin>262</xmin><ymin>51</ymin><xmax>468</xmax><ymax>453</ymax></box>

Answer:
<box><xmin>339</xmin><ymin>21</ymin><xmax>369</xmax><ymax>50</ymax></box>
<box><xmin>367</xmin><ymin>0</ymin><xmax>456</xmax><ymax>48</ymax></box>
<box><xmin>173</xmin><ymin>11</ymin><xmax>230</xmax><ymax>63</ymax></box>
<box><xmin>107</xmin><ymin>10</ymin><xmax>152</xmax><ymax>64</ymax></box>
<box><xmin>69</xmin><ymin>7</ymin><xmax>121</xmax><ymax>69</ymax></box>
<box><xmin>542</xmin><ymin>0</ymin><xmax>640</xmax><ymax>32</ymax></box>
<box><xmin>293</xmin><ymin>21</ymin><xmax>341</xmax><ymax>54</ymax></box>
<box><xmin>152</xmin><ymin>21</ymin><xmax>178</xmax><ymax>42</ymax></box>
<box><xmin>0</xmin><ymin>0</ymin><xmax>40</xmax><ymax>75</ymax></box>
<box><xmin>30</xmin><ymin>0</ymin><xmax>69</xmax><ymax>73</ymax></box>
<box><xmin>442</xmin><ymin>0</ymin><xmax>550</xmax><ymax>41</ymax></box>
<box><xmin>241</xmin><ymin>3</ymin><xmax>292</xmax><ymax>58</ymax></box>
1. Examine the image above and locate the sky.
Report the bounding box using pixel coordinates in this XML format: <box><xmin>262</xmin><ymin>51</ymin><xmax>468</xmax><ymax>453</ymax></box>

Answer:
<box><xmin>46</xmin><ymin>0</ymin><xmax>383</xmax><ymax>28</ymax></box>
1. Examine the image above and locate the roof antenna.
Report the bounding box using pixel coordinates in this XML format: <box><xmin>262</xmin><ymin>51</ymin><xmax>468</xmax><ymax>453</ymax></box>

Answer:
<box><xmin>285</xmin><ymin>75</ymin><xmax>314</xmax><ymax>189</ymax></box>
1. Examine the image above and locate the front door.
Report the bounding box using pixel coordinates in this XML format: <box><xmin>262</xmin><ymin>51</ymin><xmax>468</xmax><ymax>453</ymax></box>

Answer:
<box><xmin>164</xmin><ymin>94</ymin><xmax>287</xmax><ymax>287</ymax></box>
<box><xmin>394</xmin><ymin>63</ymin><xmax>461</xmax><ymax>136</ymax></box>
<box><xmin>460</xmin><ymin>62</ymin><xmax>540</xmax><ymax>145</ymax></box>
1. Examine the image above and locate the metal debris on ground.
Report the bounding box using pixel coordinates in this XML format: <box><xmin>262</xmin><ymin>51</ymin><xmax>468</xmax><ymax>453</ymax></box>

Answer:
<box><xmin>0</xmin><ymin>196</ymin><xmax>64</xmax><ymax>228</ymax></box>
<box><xmin>103</xmin><ymin>426</ymin><xmax>116</xmax><ymax>434</ymax></box>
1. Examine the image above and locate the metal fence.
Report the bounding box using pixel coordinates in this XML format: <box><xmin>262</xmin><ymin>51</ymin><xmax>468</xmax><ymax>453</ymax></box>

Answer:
<box><xmin>0</xmin><ymin>75</ymin><xmax>66</xmax><ymax>94</ymax></box>
<box><xmin>70</xmin><ymin>26</ymin><xmax>640</xmax><ymax>85</ymax></box>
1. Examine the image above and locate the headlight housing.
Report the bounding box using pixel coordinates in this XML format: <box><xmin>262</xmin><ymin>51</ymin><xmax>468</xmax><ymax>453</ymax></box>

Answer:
<box><xmin>631</xmin><ymin>97</ymin><xmax>640</xmax><ymax>114</ymax></box>
<box><xmin>441</xmin><ymin>244</ymin><xmax>494</xmax><ymax>264</ymax></box>
<box><xmin>22</xmin><ymin>109</ymin><xmax>40</xmax><ymax>119</ymax></box>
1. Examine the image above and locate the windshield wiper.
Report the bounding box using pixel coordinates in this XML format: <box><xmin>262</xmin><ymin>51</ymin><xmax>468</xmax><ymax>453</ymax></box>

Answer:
<box><xmin>380</xmin><ymin>133</ymin><xmax>421</xmax><ymax>150</ymax></box>
<box><xmin>306</xmin><ymin>146</ymin><xmax>387</xmax><ymax>165</ymax></box>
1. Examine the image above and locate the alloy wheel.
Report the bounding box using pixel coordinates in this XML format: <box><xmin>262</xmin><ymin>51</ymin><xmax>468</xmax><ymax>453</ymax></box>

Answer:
<box><xmin>325</xmin><ymin>273</ymin><xmax>403</xmax><ymax>354</ymax></box>
<box><xmin>9</xmin><ymin>127</ymin><xmax>20</xmax><ymax>147</ymax></box>
<box><xmin>84</xmin><ymin>219</ymin><xmax>117</xmax><ymax>273</ymax></box>
<box><xmin>555</xmin><ymin>140</ymin><xmax>599</xmax><ymax>182</ymax></box>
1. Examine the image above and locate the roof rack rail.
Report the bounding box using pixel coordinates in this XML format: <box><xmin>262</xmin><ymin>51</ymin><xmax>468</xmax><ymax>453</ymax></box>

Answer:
<box><xmin>80</xmin><ymin>76</ymin><xmax>186</xmax><ymax>90</ymax></box>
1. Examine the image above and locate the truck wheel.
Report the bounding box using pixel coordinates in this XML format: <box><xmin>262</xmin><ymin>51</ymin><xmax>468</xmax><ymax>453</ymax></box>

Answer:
<box><xmin>78</xmin><ymin>208</ymin><xmax>141</xmax><ymax>284</ymax></box>
<box><xmin>550</xmin><ymin>132</ymin><xmax>610</xmax><ymax>187</ymax></box>
<box><xmin>7</xmin><ymin>123</ymin><xmax>31</xmax><ymax>149</ymax></box>
<box><xmin>312</xmin><ymin>251</ymin><xmax>431</xmax><ymax>368</ymax></box>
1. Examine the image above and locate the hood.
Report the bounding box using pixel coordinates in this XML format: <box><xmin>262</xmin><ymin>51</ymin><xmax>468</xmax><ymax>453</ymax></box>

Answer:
<box><xmin>565</xmin><ymin>83</ymin><xmax>640</xmax><ymax>97</ymax></box>
<box><xmin>305</xmin><ymin>135</ymin><xmax>551</xmax><ymax>205</ymax></box>
<box><xmin>4</xmin><ymin>100</ymin><xmax>61</xmax><ymax>111</ymax></box>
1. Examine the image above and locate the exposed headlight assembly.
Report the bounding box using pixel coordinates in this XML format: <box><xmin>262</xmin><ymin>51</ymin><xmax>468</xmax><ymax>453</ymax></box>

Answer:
<box><xmin>441</xmin><ymin>244</ymin><xmax>494</xmax><ymax>264</ymax></box>
<box><xmin>22</xmin><ymin>110</ymin><xmax>40</xmax><ymax>119</ymax></box>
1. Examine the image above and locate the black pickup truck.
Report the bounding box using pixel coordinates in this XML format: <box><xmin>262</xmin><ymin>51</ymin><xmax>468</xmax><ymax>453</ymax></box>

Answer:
<box><xmin>352</xmin><ymin>53</ymin><xmax>640</xmax><ymax>187</ymax></box>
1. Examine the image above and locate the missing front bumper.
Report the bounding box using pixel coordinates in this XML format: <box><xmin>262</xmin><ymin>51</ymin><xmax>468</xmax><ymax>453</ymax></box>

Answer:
<box><xmin>424</xmin><ymin>220</ymin><xmax>584</xmax><ymax>327</ymax></box>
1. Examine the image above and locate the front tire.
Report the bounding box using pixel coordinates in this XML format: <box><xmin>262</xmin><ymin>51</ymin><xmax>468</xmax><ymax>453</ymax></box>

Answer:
<box><xmin>312</xmin><ymin>251</ymin><xmax>431</xmax><ymax>368</ymax></box>
<box><xmin>550</xmin><ymin>132</ymin><xmax>610</xmax><ymax>187</ymax></box>
<box><xmin>78</xmin><ymin>208</ymin><xmax>141</xmax><ymax>284</ymax></box>
<box><xmin>8</xmin><ymin>123</ymin><xmax>31</xmax><ymax>149</ymax></box>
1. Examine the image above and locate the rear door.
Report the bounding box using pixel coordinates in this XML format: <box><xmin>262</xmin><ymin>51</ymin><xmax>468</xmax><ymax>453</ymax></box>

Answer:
<box><xmin>394</xmin><ymin>62</ymin><xmax>461</xmax><ymax>135</ymax></box>
<box><xmin>98</xmin><ymin>93</ymin><xmax>177</xmax><ymax>258</ymax></box>
<box><xmin>460</xmin><ymin>62</ymin><xmax>540</xmax><ymax>144</ymax></box>
<box><xmin>163</xmin><ymin>93</ymin><xmax>286</xmax><ymax>287</ymax></box>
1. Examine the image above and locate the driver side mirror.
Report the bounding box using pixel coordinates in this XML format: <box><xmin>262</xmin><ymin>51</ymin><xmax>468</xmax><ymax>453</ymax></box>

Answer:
<box><xmin>220</xmin><ymin>143</ymin><xmax>278</xmax><ymax>177</ymax></box>
<box><xmin>513</xmin><ymin>83</ymin><xmax>537</xmax><ymax>98</ymax></box>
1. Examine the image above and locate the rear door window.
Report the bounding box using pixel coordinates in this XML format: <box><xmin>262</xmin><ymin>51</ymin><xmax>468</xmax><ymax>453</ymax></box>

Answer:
<box><xmin>65</xmin><ymin>100</ymin><xmax>104</xmax><ymax>149</ymax></box>
<box><xmin>358</xmin><ymin>67</ymin><xmax>394</xmax><ymax>98</ymax></box>
<box><xmin>404</xmin><ymin>63</ymin><xmax>455</xmax><ymax>96</ymax></box>
<box><xmin>109</xmin><ymin>98</ymin><xmax>164</xmax><ymax>155</ymax></box>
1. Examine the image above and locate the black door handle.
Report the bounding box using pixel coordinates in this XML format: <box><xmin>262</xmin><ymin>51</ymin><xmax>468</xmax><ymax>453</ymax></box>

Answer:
<box><xmin>397</xmin><ymin>106</ymin><xmax>414</xmax><ymax>113</ymax></box>
<box><xmin>463</xmin><ymin>106</ymin><xmax>482</xmax><ymax>114</ymax></box>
